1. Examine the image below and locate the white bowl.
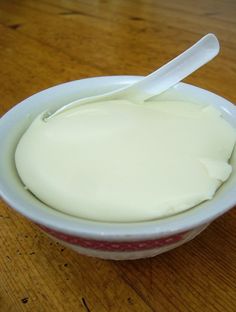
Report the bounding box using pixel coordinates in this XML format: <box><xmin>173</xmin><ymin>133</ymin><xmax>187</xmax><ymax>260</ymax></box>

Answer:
<box><xmin>0</xmin><ymin>76</ymin><xmax>236</xmax><ymax>260</ymax></box>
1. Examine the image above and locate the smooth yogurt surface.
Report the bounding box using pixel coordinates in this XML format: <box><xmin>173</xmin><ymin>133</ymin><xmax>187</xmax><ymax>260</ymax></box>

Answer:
<box><xmin>15</xmin><ymin>99</ymin><xmax>236</xmax><ymax>222</ymax></box>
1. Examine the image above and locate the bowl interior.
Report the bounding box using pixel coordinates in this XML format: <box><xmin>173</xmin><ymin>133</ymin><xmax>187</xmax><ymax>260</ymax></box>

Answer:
<box><xmin>0</xmin><ymin>76</ymin><xmax>236</xmax><ymax>240</ymax></box>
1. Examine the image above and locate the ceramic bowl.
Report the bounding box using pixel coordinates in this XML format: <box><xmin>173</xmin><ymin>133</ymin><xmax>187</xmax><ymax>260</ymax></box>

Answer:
<box><xmin>1</xmin><ymin>76</ymin><xmax>236</xmax><ymax>260</ymax></box>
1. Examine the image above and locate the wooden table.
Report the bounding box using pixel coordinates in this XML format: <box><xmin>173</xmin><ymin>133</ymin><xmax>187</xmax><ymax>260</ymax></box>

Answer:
<box><xmin>0</xmin><ymin>1</ymin><xmax>236</xmax><ymax>311</ymax></box>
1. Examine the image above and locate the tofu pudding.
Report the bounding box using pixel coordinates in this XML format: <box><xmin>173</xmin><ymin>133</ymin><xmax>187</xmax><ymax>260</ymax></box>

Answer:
<box><xmin>15</xmin><ymin>98</ymin><xmax>236</xmax><ymax>222</ymax></box>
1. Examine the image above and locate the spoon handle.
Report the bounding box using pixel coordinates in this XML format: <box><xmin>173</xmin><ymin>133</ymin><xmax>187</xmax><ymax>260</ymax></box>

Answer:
<box><xmin>120</xmin><ymin>33</ymin><xmax>220</xmax><ymax>101</ymax></box>
<box><xmin>46</xmin><ymin>33</ymin><xmax>219</xmax><ymax>120</ymax></box>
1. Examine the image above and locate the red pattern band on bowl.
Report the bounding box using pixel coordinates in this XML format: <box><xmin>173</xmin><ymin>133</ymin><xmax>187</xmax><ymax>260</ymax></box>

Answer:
<box><xmin>38</xmin><ymin>224</ymin><xmax>189</xmax><ymax>251</ymax></box>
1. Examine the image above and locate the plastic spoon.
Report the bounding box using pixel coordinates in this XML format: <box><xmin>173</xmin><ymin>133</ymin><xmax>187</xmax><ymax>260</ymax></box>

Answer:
<box><xmin>45</xmin><ymin>33</ymin><xmax>219</xmax><ymax>120</ymax></box>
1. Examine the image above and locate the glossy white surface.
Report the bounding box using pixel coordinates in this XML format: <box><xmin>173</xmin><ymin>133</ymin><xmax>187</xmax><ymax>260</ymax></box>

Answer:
<box><xmin>15</xmin><ymin>98</ymin><xmax>235</xmax><ymax>222</ymax></box>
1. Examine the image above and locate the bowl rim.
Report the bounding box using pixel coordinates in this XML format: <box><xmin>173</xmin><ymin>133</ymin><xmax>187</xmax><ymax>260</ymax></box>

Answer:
<box><xmin>1</xmin><ymin>75</ymin><xmax>236</xmax><ymax>241</ymax></box>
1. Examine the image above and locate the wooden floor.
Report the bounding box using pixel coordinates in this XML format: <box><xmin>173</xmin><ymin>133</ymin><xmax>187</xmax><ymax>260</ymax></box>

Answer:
<box><xmin>0</xmin><ymin>0</ymin><xmax>236</xmax><ymax>311</ymax></box>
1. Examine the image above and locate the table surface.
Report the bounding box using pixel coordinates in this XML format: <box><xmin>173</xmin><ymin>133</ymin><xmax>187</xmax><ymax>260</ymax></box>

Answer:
<box><xmin>0</xmin><ymin>0</ymin><xmax>236</xmax><ymax>311</ymax></box>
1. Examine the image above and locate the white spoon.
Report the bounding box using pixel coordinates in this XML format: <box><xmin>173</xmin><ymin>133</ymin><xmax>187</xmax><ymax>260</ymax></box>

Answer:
<box><xmin>45</xmin><ymin>33</ymin><xmax>219</xmax><ymax>120</ymax></box>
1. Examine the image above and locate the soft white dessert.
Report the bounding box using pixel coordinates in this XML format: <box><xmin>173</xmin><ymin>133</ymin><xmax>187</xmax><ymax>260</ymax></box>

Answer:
<box><xmin>15</xmin><ymin>99</ymin><xmax>236</xmax><ymax>222</ymax></box>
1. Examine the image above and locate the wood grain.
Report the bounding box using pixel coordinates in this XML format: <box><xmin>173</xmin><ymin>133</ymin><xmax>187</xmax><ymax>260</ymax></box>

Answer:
<box><xmin>0</xmin><ymin>1</ymin><xmax>236</xmax><ymax>311</ymax></box>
